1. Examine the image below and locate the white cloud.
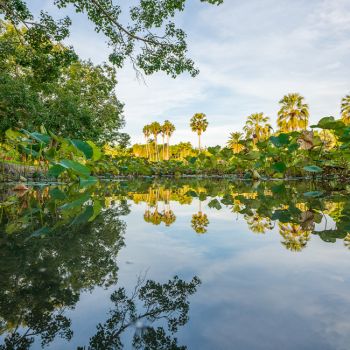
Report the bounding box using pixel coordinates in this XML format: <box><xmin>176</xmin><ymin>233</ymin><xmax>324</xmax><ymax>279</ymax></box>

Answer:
<box><xmin>26</xmin><ymin>0</ymin><xmax>350</xmax><ymax>146</ymax></box>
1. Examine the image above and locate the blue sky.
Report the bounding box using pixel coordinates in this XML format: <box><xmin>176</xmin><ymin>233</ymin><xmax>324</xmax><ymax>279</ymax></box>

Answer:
<box><xmin>28</xmin><ymin>0</ymin><xmax>350</xmax><ymax>146</ymax></box>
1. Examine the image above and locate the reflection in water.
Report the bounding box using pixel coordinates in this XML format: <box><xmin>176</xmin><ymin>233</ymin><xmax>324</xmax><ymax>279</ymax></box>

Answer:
<box><xmin>1</xmin><ymin>273</ymin><xmax>200</xmax><ymax>350</ymax></box>
<box><xmin>0</xmin><ymin>187</ymin><xmax>128</xmax><ymax>349</ymax></box>
<box><xmin>1</xmin><ymin>179</ymin><xmax>350</xmax><ymax>348</ymax></box>
<box><xmin>81</xmin><ymin>275</ymin><xmax>200</xmax><ymax>350</ymax></box>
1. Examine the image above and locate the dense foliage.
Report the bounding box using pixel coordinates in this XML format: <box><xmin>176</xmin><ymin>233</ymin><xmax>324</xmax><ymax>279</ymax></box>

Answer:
<box><xmin>0</xmin><ymin>22</ymin><xmax>129</xmax><ymax>144</ymax></box>
<box><xmin>0</xmin><ymin>0</ymin><xmax>223</xmax><ymax>77</ymax></box>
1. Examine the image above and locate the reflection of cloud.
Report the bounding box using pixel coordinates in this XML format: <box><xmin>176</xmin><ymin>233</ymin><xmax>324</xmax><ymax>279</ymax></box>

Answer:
<box><xmin>117</xmin><ymin>202</ymin><xmax>350</xmax><ymax>350</ymax></box>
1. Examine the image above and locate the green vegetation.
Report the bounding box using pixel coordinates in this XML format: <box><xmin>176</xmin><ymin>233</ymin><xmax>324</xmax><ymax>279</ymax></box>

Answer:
<box><xmin>0</xmin><ymin>6</ymin><xmax>349</xmax><ymax>183</ymax></box>
<box><xmin>0</xmin><ymin>22</ymin><xmax>128</xmax><ymax>145</ymax></box>
<box><xmin>1</xmin><ymin>179</ymin><xmax>350</xmax><ymax>251</ymax></box>
<box><xmin>0</xmin><ymin>0</ymin><xmax>223</xmax><ymax>78</ymax></box>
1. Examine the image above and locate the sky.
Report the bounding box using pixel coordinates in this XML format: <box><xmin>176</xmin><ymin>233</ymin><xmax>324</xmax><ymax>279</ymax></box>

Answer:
<box><xmin>27</xmin><ymin>0</ymin><xmax>350</xmax><ymax>146</ymax></box>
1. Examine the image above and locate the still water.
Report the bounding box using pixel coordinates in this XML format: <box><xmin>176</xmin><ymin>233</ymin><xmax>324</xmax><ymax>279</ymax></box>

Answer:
<box><xmin>1</xmin><ymin>179</ymin><xmax>350</xmax><ymax>350</ymax></box>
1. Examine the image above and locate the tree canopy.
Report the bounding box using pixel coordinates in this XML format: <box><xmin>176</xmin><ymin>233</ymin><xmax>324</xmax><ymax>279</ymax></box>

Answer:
<box><xmin>0</xmin><ymin>22</ymin><xmax>129</xmax><ymax>145</ymax></box>
<box><xmin>0</xmin><ymin>0</ymin><xmax>223</xmax><ymax>78</ymax></box>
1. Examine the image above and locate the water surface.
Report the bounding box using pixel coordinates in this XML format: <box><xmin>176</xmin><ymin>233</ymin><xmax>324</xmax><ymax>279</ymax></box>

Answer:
<box><xmin>1</xmin><ymin>179</ymin><xmax>350</xmax><ymax>349</ymax></box>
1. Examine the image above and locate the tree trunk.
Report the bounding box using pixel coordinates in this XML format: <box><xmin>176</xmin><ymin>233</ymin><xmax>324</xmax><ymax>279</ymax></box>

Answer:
<box><xmin>166</xmin><ymin>134</ymin><xmax>170</xmax><ymax>160</ymax></box>
<box><xmin>145</xmin><ymin>137</ymin><xmax>149</xmax><ymax>159</ymax></box>
<box><xmin>155</xmin><ymin>137</ymin><xmax>159</xmax><ymax>161</ymax></box>
<box><xmin>198</xmin><ymin>132</ymin><xmax>201</xmax><ymax>151</ymax></box>
<box><xmin>162</xmin><ymin>135</ymin><xmax>165</xmax><ymax>160</ymax></box>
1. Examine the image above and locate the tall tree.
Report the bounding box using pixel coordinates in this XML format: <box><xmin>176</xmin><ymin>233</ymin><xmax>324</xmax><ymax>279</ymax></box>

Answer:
<box><xmin>341</xmin><ymin>94</ymin><xmax>350</xmax><ymax>125</ymax></box>
<box><xmin>162</xmin><ymin>120</ymin><xmax>176</xmax><ymax>160</ymax></box>
<box><xmin>149</xmin><ymin>122</ymin><xmax>161</xmax><ymax>161</ymax></box>
<box><xmin>142</xmin><ymin>124</ymin><xmax>151</xmax><ymax>159</ymax></box>
<box><xmin>227</xmin><ymin>132</ymin><xmax>245</xmax><ymax>154</ymax></box>
<box><xmin>160</xmin><ymin>123</ymin><xmax>166</xmax><ymax>160</ymax></box>
<box><xmin>0</xmin><ymin>0</ymin><xmax>223</xmax><ymax>78</ymax></box>
<box><xmin>277</xmin><ymin>93</ymin><xmax>309</xmax><ymax>132</ymax></box>
<box><xmin>190</xmin><ymin>113</ymin><xmax>208</xmax><ymax>151</ymax></box>
<box><xmin>243</xmin><ymin>113</ymin><xmax>271</xmax><ymax>143</ymax></box>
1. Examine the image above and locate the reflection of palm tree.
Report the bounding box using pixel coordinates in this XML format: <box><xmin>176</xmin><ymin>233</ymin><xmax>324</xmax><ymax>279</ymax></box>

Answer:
<box><xmin>245</xmin><ymin>213</ymin><xmax>273</xmax><ymax>234</ymax></box>
<box><xmin>344</xmin><ymin>234</ymin><xmax>350</xmax><ymax>250</ymax></box>
<box><xmin>277</xmin><ymin>93</ymin><xmax>309</xmax><ymax>132</ymax></box>
<box><xmin>279</xmin><ymin>223</ymin><xmax>311</xmax><ymax>252</ymax></box>
<box><xmin>191</xmin><ymin>212</ymin><xmax>209</xmax><ymax>234</ymax></box>
<box><xmin>191</xmin><ymin>200</ymin><xmax>209</xmax><ymax>234</ymax></box>
<box><xmin>162</xmin><ymin>208</ymin><xmax>176</xmax><ymax>227</ymax></box>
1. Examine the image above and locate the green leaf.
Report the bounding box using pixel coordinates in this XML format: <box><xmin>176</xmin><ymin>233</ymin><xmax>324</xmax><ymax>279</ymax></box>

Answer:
<box><xmin>21</xmin><ymin>129</ymin><xmax>51</xmax><ymax>145</ymax></box>
<box><xmin>303</xmin><ymin>165</ymin><xmax>323</xmax><ymax>173</ymax></box>
<box><xmin>5</xmin><ymin>128</ymin><xmax>22</xmax><ymax>140</ymax></box>
<box><xmin>59</xmin><ymin>193</ymin><xmax>91</xmax><ymax>210</ymax></box>
<box><xmin>269</xmin><ymin>133</ymin><xmax>290</xmax><ymax>147</ymax></box>
<box><xmin>89</xmin><ymin>200</ymin><xmax>102</xmax><ymax>222</ymax></box>
<box><xmin>185</xmin><ymin>190</ymin><xmax>198</xmax><ymax>197</ymax></box>
<box><xmin>70</xmin><ymin>206</ymin><xmax>94</xmax><ymax>226</ymax></box>
<box><xmin>311</xmin><ymin>116</ymin><xmax>345</xmax><ymax>130</ymax></box>
<box><xmin>198</xmin><ymin>193</ymin><xmax>207</xmax><ymax>201</ymax></box>
<box><xmin>70</xmin><ymin>139</ymin><xmax>93</xmax><ymax>159</ymax></box>
<box><xmin>87</xmin><ymin>141</ymin><xmax>102</xmax><ymax>161</ymax></box>
<box><xmin>271</xmin><ymin>183</ymin><xmax>286</xmax><ymax>194</ymax></box>
<box><xmin>221</xmin><ymin>194</ymin><xmax>234</xmax><ymax>205</ymax></box>
<box><xmin>188</xmin><ymin>157</ymin><xmax>197</xmax><ymax>164</ymax></box>
<box><xmin>304</xmin><ymin>191</ymin><xmax>324</xmax><ymax>198</ymax></box>
<box><xmin>58</xmin><ymin>159</ymin><xmax>91</xmax><ymax>177</ymax></box>
<box><xmin>49</xmin><ymin>188</ymin><xmax>67</xmax><ymax>200</ymax></box>
<box><xmin>30</xmin><ymin>226</ymin><xmax>51</xmax><ymax>238</ymax></box>
<box><xmin>271</xmin><ymin>210</ymin><xmax>291</xmax><ymax>223</ymax></box>
<box><xmin>208</xmin><ymin>199</ymin><xmax>222</xmax><ymax>210</ymax></box>
<box><xmin>272</xmin><ymin>161</ymin><xmax>287</xmax><ymax>173</ymax></box>
<box><xmin>48</xmin><ymin>164</ymin><xmax>66</xmax><ymax>177</ymax></box>
<box><xmin>80</xmin><ymin>176</ymin><xmax>98</xmax><ymax>188</ymax></box>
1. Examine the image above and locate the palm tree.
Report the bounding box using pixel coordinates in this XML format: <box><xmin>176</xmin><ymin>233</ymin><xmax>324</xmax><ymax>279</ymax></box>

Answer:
<box><xmin>162</xmin><ymin>120</ymin><xmax>176</xmax><ymax>160</ymax></box>
<box><xmin>243</xmin><ymin>113</ymin><xmax>271</xmax><ymax>143</ymax></box>
<box><xmin>278</xmin><ymin>223</ymin><xmax>311</xmax><ymax>252</ymax></box>
<box><xmin>149</xmin><ymin>122</ymin><xmax>161</xmax><ymax>161</ymax></box>
<box><xmin>160</xmin><ymin>124</ymin><xmax>166</xmax><ymax>160</ymax></box>
<box><xmin>190</xmin><ymin>113</ymin><xmax>208</xmax><ymax>151</ymax></box>
<box><xmin>227</xmin><ymin>132</ymin><xmax>245</xmax><ymax>154</ymax></box>
<box><xmin>277</xmin><ymin>93</ymin><xmax>309</xmax><ymax>132</ymax></box>
<box><xmin>341</xmin><ymin>94</ymin><xmax>350</xmax><ymax>125</ymax></box>
<box><xmin>142</xmin><ymin>125</ymin><xmax>151</xmax><ymax>159</ymax></box>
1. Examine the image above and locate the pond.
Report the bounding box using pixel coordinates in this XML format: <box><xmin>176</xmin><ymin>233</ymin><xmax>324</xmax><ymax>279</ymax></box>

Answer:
<box><xmin>1</xmin><ymin>179</ymin><xmax>350</xmax><ymax>350</ymax></box>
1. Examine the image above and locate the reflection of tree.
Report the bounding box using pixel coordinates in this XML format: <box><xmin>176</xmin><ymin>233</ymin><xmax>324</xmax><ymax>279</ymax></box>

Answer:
<box><xmin>344</xmin><ymin>234</ymin><xmax>350</xmax><ymax>250</ymax></box>
<box><xmin>162</xmin><ymin>209</ymin><xmax>176</xmax><ymax>227</ymax></box>
<box><xmin>143</xmin><ymin>189</ymin><xmax>177</xmax><ymax>227</ymax></box>
<box><xmin>191</xmin><ymin>199</ymin><xmax>209</xmax><ymax>234</ymax></box>
<box><xmin>279</xmin><ymin>223</ymin><xmax>311</xmax><ymax>252</ymax></box>
<box><xmin>0</xmin><ymin>203</ymin><xmax>127</xmax><ymax>349</ymax></box>
<box><xmin>191</xmin><ymin>212</ymin><xmax>209</xmax><ymax>234</ymax></box>
<box><xmin>245</xmin><ymin>213</ymin><xmax>273</xmax><ymax>234</ymax></box>
<box><xmin>81</xmin><ymin>275</ymin><xmax>201</xmax><ymax>350</ymax></box>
